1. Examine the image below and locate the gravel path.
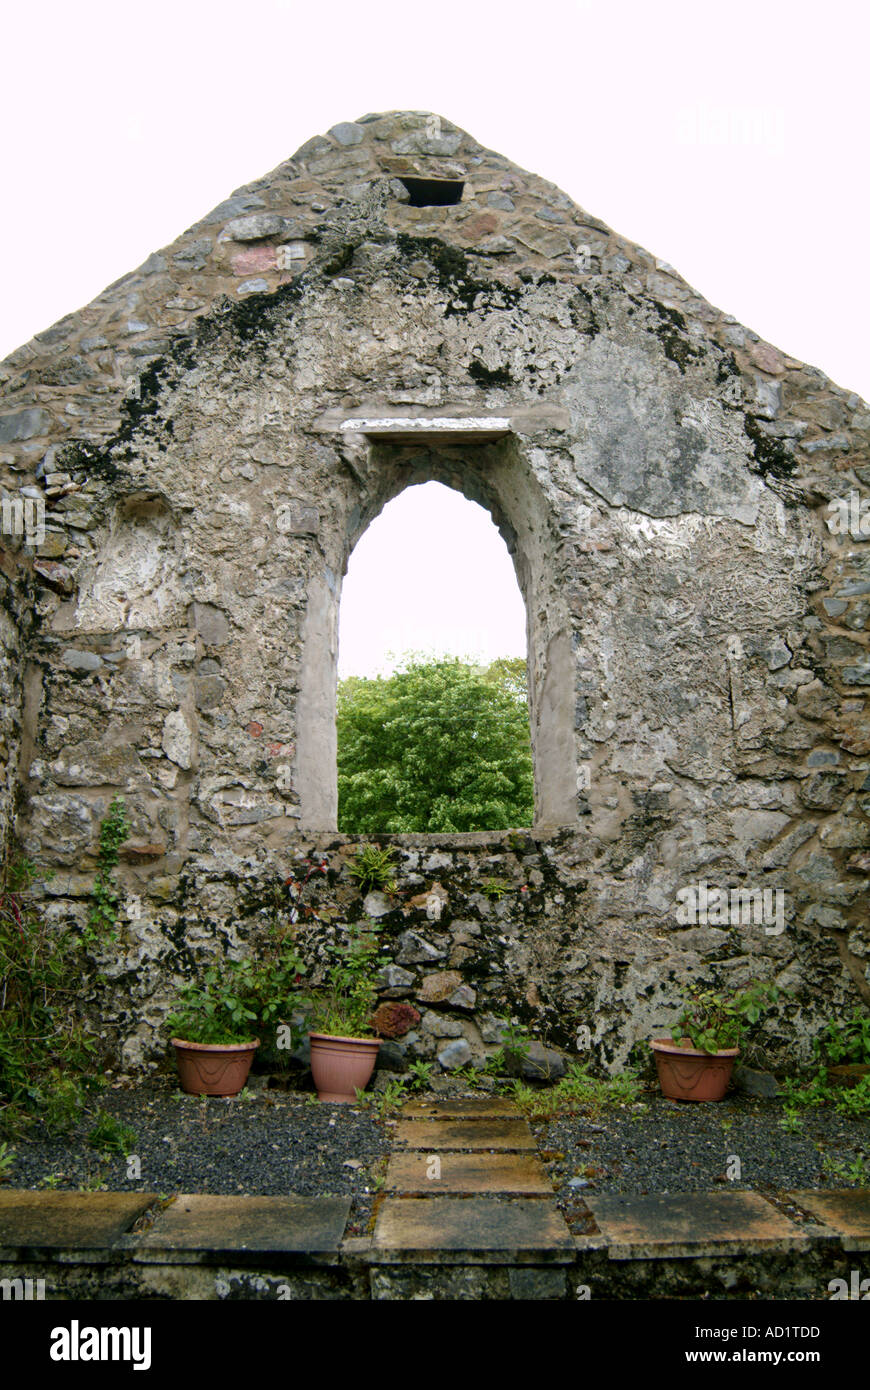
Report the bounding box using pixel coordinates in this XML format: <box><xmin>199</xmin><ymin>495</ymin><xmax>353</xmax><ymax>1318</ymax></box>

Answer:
<box><xmin>3</xmin><ymin>1077</ymin><xmax>392</xmax><ymax>1237</ymax></box>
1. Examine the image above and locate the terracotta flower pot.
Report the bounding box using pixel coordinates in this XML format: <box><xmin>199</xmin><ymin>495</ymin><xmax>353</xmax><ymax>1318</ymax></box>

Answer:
<box><xmin>309</xmin><ymin>1033</ymin><xmax>380</xmax><ymax>1103</ymax></box>
<box><xmin>650</xmin><ymin>1038</ymin><xmax>739</xmax><ymax>1102</ymax></box>
<box><xmin>172</xmin><ymin>1038</ymin><xmax>259</xmax><ymax>1097</ymax></box>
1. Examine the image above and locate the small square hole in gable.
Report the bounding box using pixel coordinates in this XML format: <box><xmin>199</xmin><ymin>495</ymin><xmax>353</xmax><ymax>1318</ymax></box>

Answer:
<box><xmin>398</xmin><ymin>176</ymin><xmax>464</xmax><ymax>207</ymax></box>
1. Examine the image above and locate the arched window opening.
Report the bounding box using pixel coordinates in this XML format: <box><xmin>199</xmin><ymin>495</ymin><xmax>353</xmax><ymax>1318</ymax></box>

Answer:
<box><xmin>336</xmin><ymin>481</ymin><xmax>533</xmax><ymax>833</ymax></box>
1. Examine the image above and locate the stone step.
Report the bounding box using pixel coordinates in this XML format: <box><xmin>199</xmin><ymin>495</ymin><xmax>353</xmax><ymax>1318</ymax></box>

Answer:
<box><xmin>370</xmin><ymin>1196</ymin><xmax>576</xmax><ymax>1263</ymax></box>
<box><xmin>402</xmin><ymin>1097</ymin><xmax>521</xmax><ymax>1120</ymax></box>
<box><xmin>0</xmin><ymin>1190</ymin><xmax>160</xmax><ymax>1252</ymax></box>
<box><xmin>584</xmin><ymin>1190</ymin><xmax>809</xmax><ymax>1260</ymax></box>
<box><xmin>395</xmin><ymin>1117</ymin><xmax>535</xmax><ymax>1151</ymax></box>
<box><xmin>386</xmin><ymin>1151</ymin><xmax>553</xmax><ymax>1195</ymax></box>
<box><xmin>786</xmin><ymin>1189</ymin><xmax>870</xmax><ymax>1249</ymax></box>
<box><xmin>136</xmin><ymin>1194</ymin><xmax>351</xmax><ymax>1257</ymax></box>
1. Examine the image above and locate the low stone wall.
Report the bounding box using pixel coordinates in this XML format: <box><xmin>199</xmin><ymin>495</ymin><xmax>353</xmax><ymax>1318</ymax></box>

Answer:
<box><xmin>28</xmin><ymin>829</ymin><xmax>862</xmax><ymax>1076</ymax></box>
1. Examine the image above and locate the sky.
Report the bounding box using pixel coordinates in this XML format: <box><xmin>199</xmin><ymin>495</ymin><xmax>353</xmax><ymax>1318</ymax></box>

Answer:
<box><xmin>2</xmin><ymin>0</ymin><xmax>867</xmax><ymax>676</ymax></box>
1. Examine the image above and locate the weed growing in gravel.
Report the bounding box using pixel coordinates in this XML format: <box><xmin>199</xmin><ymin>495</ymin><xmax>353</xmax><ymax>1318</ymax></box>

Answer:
<box><xmin>779</xmin><ymin>1108</ymin><xmax>804</xmax><ymax>1133</ymax></box>
<box><xmin>510</xmin><ymin>1062</ymin><xmax>644</xmax><ymax>1119</ymax></box>
<box><xmin>87</xmin><ymin>1110</ymin><xmax>137</xmax><ymax>1157</ymax></box>
<box><xmin>833</xmin><ymin>1075</ymin><xmax>870</xmax><ymax>1118</ymax></box>
<box><xmin>355</xmin><ymin>1060</ymin><xmax>434</xmax><ymax>1116</ymax></box>
<box><xmin>822</xmin><ymin>1152</ymin><xmax>869</xmax><ymax>1185</ymax></box>
<box><xmin>0</xmin><ymin>1141</ymin><xmax>15</xmax><ymax>1181</ymax></box>
<box><xmin>781</xmin><ymin>1071</ymin><xmax>870</xmax><ymax>1118</ymax></box>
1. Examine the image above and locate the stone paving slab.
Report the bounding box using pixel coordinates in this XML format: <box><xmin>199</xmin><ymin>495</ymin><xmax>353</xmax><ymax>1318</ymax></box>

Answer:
<box><xmin>585</xmin><ymin>1192</ymin><xmax>809</xmax><ymax>1260</ymax></box>
<box><xmin>395</xmin><ymin>1118</ymin><xmax>535</xmax><ymax>1151</ymax></box>
<box><xmin>402</xmin><ymin>1098</ymin><xmax>521</xmax><ymax>1120</ymax></box>
<box><xmin>370</xmin><ymin>1196</ymin><xmax>575</xmax><ymax>1264</ymax></box>
<box><xmin>0</xmin><ymin>1191</ymin><xmax>159</xmax><ymax>1251</ymax></box>
<box><xmin>787</xmin><ymin>1190</ymin><xmax>870</xmax><ymax>1250</ymax></box>
<box><xmin>135</xmin><ymin>1194</ymin><xmax>351</xmax><ymax>1257</ymax></box>
<box><xmin>386</xmin><ymin>1151</ymin><xmax>552</xmax><ymax>1195</ymax></box>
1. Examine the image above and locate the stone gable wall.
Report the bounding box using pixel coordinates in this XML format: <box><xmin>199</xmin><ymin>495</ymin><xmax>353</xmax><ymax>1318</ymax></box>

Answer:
<box><xmin>0</xmin><ymin>113</ymin><xmax>867</xmax><ymax>1072</ymax></box>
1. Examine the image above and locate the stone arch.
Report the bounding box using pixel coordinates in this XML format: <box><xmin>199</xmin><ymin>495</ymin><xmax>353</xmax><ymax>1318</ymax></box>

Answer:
<box><xmin>295</xmin><ymin>431</ymin><xmax>577</xmax><ymax>833</ymax></box>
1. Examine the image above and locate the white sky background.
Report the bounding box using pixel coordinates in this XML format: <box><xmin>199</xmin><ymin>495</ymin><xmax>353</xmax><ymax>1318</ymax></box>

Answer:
<box><xmin>2</xmin><ymin>0</ymin><xmax>867</xmax><ymax>677</ymax></box>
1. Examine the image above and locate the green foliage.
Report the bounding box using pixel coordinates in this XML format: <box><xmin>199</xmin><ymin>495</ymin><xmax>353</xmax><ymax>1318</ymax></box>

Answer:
<box><xmin>833</xmin><ymin>1074</ymin><xmax>870</xmax><ymax>1118</ymax></box>
<box><xmin>509</xmin><ymin>1061</ymin><xmax>643</xmax><ymax>1120</ymax></box>
<box><xmin>499</xmin><ymin>1021</ymin><xmax>532</xmax><ymax>1064</ymax></box>
<box><xmin>671</xmin><ymin>980</ymin><xmax>779</xmax><ymax>1054</ymax></box>
<box><xmin>780</xmin><ymin>1072</ymin><xmax>829</xmax><ymax>1110</ymax></box>
<box><xmin>357</xmin><ymin>1059</ymin><xmax>435</xmax><ymax>1117</ymax></box>
<box><xmin>38</xmin><ymin>1073</ymin><xmax>89</xmax><ymax>1135</ymax></box>
<box><xmin>167</xmin><ymin>965</ymin><xmax>261</xmax><ymax>1045</ymax></box>
<box><xmin>348</xmin><ymin>845</ymin><xmax>397</xmax><ymax>896</ymax></box>
<box><xmin>812</xmin><ymin>1009</ymin><xmax>870</xmax><ymax>1067</ymax></box>
<box><xmin>87</xmin><ymin>1110</ymin><xmax>137</xmax><ymax>1157</ymax></box>
<box><xmin>85</xmin><ymin>797</ymin><xmax>130</xmax><ymax>946</ymax></box>
<box><xmin>0</xmin><ymin>859</ymin><xmax>101</xmax><ymax>1131</ymax></box>
<box><xmin>481</xmin><ymin>877</ymin><xmax>511</xmax><ymax>901</ymax></box>
<box><xmin>302</xmin><ymin>921</ymin><xmax>383</xmax><ymax>1038</ymax></box>
<box><xmin>0</xmin><ymin>1141</ymin><xmax>15</xmax><ymax>1181</ymax></box>
<box><xmin>407</xmin><ymin>1059</ymin><xmax>433</xmax><ymax>1090</ymax></box>
<box><xmin>822</xmin><ymin>1152</ymin><xmax>869</xmax><ymax>1185</ymax></box>
<box><xmin>337</xmin><ymin>657</ymin><xmax>534</xmax><ymax>832</ymax></box>
<box><xmin>781</xmin><ymin>1070</ymin><xmax>870</xmax><ymax>1118</ymax></box>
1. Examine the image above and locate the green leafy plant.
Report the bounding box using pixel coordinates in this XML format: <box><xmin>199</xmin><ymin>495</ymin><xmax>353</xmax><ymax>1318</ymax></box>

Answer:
<box><xmin>87</xmin><ymin>1110</ymin><xmax>137</xmax><ymax>1157</ymax></box>
<box><xmin>167</xmin><ymin>964</ymin><xmax>262</xmax><ymax>1045</ymax></box>
<box><xmin>822</xmin><ymin>1151</ymin><xmax>869</xmax><ymax>1184</ymax></box>
<box><xmin>780</xmin><ymin>1073</ymin><xmax>829</xmax><ymax>1110</ymax></box>
<box><xmin>481</xmin><ymin>877</ymin><xmax>511</xmax><ymax>901</ymax></box>
<box><xmin>302</xmin><ymin>921</ymin><xmax>383</xmax><ymax>1038</ymax></box>
<box><xmin>671</xmin><ymin>980</ymin><xmax>779</xmax><ymax>1054</ymax></box>
<box><xmin>813</xmin><ymin>1009</ymin><xmax>870</xmax><ymax>1067</ymax></box>
<box><xmin>833</xmin><ymin>1074</ymin><xmax>870</xmax><ymax>1118</ymax></box>
<box><xmin>348</xmin><ymin>845</ymin><xmax>397</xmax><ymax>896</ymax></box>
<box><xmin>168</xmin><ymin>894</ymin><xmax>307</xmax><ymax>1046</ymax></box>
<box><xmin>0</xmin><ymin>858</ymin><xmax>102</xmax><ymax>1133</ymax></box>
<box><xmin>510</xmin><ymin>1061</ymin><xmax>643</xmax><ymax>1120</ymax></box>
<box><xmin>499</xmin><ymin>1021</ymin><xmax>532</xmax><ymax>1065</ymax></box>
<box><xmin>407</xmin><ymin>1059</ymin><xmax>433</xmax><ymax>1091</ymax></box>
<box><xmin>85</xmin><ymin>797</ymin><xmax>130</xmax><ymax>946</ymax></box>
<box><xmin>482</xmin><ymin>1047</ymin><xmax>507</xmax><ymax>1076</ymax></box>
<box><xmin>360</xmin><ymin>1077</ymin><xmax>408</xmax><ymax>1116</ymax></box>
<box><xmin>0</xmin><ymin>1141</ymin><xmax>15</xmax><ymax>1181</ymax></box>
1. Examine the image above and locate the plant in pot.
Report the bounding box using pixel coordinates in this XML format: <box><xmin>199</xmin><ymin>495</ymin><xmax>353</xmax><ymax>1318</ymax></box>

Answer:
<box><xmin>302</xmin><ymin>920</ymin><xmax>383</xmax><ymax>1103</ymax></box>
<box><xmin>167</xmin><ymin>920</ymin><xmax>308</xmax><ymax>1096</ymax></box>
<box><xmin>167</xmin><ymin>963</ymin><xmax>261</xmax><ymax>1097</ymax></box>
<box><xmin>650</xmin><ymin>980</ymin><xmax>779</xmax><ymax>1102</ymax></box>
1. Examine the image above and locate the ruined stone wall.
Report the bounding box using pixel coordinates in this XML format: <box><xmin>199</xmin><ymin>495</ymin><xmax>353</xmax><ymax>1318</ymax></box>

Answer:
<box><xmin>0</xmin><ymin>113</ymin><xmax>867</xmax><ymax>1073</ymax></box>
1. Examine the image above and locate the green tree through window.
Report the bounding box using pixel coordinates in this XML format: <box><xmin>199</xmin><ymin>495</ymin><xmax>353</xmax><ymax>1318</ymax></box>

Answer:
<box><xmin>337</xmin><ymin>656</ymin><xmax>533</xmax><ymax>833</ymax></box>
